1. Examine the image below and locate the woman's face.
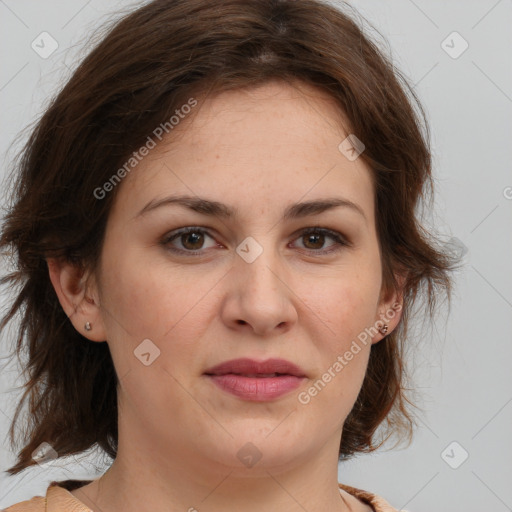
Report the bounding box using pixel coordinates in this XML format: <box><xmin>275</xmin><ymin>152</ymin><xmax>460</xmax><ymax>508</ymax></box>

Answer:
<box><xmin>90</xmin><ymin>80</ymin><xmax>401</xmax><ymax>475</ymax></box>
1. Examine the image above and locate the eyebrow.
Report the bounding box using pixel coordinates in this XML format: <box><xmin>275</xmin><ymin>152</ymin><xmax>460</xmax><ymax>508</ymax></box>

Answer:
<box><xmin>136</xmin><ymin>194</ymin><xmax>367</xmax><ymax>223</ymax></box>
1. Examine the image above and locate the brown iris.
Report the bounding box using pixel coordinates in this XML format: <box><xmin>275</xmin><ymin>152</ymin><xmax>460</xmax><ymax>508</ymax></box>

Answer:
<box><xmin>302</xmin><ymin>232</ymin><xmax>325</xmax><ymax>250</ymax></box>
<box><xmin>181</xmin><ymin>231</ymin><xmax>205</xmax><ymax>250</ymax></box>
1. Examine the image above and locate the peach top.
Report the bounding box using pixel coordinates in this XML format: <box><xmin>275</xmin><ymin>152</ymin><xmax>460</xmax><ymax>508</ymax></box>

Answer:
<box><xmin>4</xmin><ymin>479</ymin><xmax>401</xmax><ymax>511</ymax></box>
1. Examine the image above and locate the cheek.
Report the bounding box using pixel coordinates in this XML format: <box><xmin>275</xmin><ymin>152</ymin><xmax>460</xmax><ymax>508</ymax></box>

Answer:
<box><xmin>298</xmin><ymin>267</ymin><xmax>380</xmax><ymax>407</ymax></box>
<box><xmin>306</xmin><ymin>268</ymin><xmax>381</xmax><ymax>346</ymax></box>
<box><xmin>99</xmin><ymin>242</ymin><xmax>202</xmax><ymax>336</ymax></box>
<box><xmin>97</xmin><ymin>246</ymin><xmax>214</xmax><ymax>421</ymax></box>
<box><xmin>97</xmin><ymin>242</ymin><xmax>221</xmax><ymax>376</ymax></box>
<box><xmin>299</xmin><ymin>287</ymin><xmax>374</xmax><ymax>427</ymax></box>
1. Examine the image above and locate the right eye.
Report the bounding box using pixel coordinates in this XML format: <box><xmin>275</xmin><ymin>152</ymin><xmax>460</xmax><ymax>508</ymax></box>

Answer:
<box><xmin>161</xmin><ymin>227</ymin><xmax>220</xmax><ymax>256</ymax></box>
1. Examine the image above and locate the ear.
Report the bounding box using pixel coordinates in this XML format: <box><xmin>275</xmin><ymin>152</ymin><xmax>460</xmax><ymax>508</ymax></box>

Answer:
<box><xmin>47</xmin><ymin>257</ymin><xmax>107</xmax><ymax>342</ymax></box>
<box><xmin>371</xmin><ymin>272</ymin><xmax>406</xmax><ymax>345</ymax></box>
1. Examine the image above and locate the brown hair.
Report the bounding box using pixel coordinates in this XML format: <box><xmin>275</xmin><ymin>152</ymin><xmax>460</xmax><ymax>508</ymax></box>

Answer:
<box><xmin>0</xmin><ymin>0</ymin><xmax>458</xmax><ymax>476</ymax></box>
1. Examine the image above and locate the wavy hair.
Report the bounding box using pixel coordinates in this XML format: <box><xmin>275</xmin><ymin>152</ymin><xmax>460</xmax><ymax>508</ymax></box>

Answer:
<box><xmin>0</xmin><ymin>0</ymin><xmax>458</xmax><ymax>476</ymax></box>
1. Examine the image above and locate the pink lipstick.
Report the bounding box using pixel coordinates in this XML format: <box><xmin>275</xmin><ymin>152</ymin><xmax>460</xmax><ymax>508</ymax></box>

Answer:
<box><xmin>204</xmin><ymin>358</ymin><xmax>306</xmax><ymax>402</ymax></box>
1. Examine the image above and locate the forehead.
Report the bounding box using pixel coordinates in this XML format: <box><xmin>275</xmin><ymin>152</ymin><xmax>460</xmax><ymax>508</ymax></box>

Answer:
<box><xmin>183</xmin><ymin>80</ymin><xmax>350</xmax><ymax>147</ymax></box>
<box><xmin>114</xmin><ymin>80</ymin><xmax>375</xmax><ymax>225</ymax></box>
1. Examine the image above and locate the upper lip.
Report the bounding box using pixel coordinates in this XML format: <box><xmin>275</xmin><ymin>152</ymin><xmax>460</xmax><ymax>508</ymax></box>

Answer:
<box><xmin>204</xmin><ymin>358</ymin><xmax>306</xmax><ymax>378</ymax></box>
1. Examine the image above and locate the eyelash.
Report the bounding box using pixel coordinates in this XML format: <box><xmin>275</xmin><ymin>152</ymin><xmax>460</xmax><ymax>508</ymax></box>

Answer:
<box><xmin>161</xmin><ymin>226</ymin><xmax>350</xmax><ymax>257</ymax></box>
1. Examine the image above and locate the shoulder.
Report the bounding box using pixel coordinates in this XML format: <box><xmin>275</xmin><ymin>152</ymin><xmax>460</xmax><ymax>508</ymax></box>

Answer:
<box><xmin>3</xmin><ymin>495</ymin><xmax>45</xmax><ymax>512</ymax></box>
<box><xmin>339</xmin><ymin>482</ymin><xmax>403</xmax><ymax>512</ymax></box>
<box><xmin>3</xmin><ymin>480</ymin><xmax>92</xmax><ymax>512</ymax></box>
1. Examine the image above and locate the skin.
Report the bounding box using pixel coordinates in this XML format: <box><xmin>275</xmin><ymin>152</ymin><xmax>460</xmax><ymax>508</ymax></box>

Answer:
<box><xmin>48</xmin><ymin>79</ymin><xmax>404</xmax><ymax>512</ymax></box>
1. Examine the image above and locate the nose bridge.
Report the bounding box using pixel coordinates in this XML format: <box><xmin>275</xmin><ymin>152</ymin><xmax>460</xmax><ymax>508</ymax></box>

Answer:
<box><xmin>227</xmin><ymin>233</ymin><xmax>297</xmax><ymax>334</ymax></box>
<box><xmin>235</xmin><ymin>234</ymin><xmax>283</xmax><ymax>295</ymax></box>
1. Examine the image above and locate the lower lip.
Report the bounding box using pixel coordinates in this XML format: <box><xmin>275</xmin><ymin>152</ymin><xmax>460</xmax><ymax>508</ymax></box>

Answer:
<box><xmin>207</xmin><ymin>374</ymin><xmax>304</xmax><ymax>401</ymax></box>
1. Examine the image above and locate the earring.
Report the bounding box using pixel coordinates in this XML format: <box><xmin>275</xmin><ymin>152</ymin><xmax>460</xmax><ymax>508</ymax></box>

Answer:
<box><xmin>84</xmin><ymin>321</ymin><xmax>92</xmax><ymax>331</ymax></box>
<box><xmin>378</xmin><ymin>323</ymin><xmax>388</xmax><ymax>335</ymax></box>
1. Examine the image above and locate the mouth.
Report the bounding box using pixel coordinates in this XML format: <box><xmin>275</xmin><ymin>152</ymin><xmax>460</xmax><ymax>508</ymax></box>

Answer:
<box><xmin>204</xmin><ymin>358</ymin><xmax>306</xmax><ymax>402</ymax></box>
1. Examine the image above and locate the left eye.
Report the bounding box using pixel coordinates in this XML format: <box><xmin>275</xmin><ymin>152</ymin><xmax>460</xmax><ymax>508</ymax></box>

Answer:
<box><xmin>291</xmin><ymin>228</ymin><xmax>348</xmax><ymax>253</ymax></box>
<box><xmin>162</xmin><ymin>227</ymin><xmax>349</xmax><ymax>255</ymax></box>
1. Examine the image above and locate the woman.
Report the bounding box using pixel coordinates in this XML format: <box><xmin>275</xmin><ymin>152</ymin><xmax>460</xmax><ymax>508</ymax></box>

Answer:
<box><xmin>0</xmin><ymin>0</ymin><xmax>456</xmax><ymax>510</ymax></box>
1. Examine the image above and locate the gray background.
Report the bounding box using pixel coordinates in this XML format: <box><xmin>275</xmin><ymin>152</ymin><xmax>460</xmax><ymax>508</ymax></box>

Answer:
<box><xmin>0</xmin><ymin>1</ymin><xmax>511</xmax><ymax>511</ymax></box>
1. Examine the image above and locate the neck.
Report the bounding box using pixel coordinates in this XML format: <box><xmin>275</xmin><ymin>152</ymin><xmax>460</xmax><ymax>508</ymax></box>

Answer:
<box><xmin>72</xmin><ymin>424</ymin><xmax>352</xmax><ymax>512</ymax></box>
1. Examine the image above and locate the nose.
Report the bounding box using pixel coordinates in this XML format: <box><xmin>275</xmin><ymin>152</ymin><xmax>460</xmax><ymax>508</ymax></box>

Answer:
<box><xmin>220</xmin><ymin>245</ymin><xmax>298</xmax><ymax>337</ymax></box>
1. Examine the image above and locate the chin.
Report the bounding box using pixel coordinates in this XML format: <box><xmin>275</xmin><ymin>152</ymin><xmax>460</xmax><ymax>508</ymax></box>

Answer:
<box><xmin>199</xmin><ymin>428</ymin><xmax>308</xmax><ymax>474</ymax></box>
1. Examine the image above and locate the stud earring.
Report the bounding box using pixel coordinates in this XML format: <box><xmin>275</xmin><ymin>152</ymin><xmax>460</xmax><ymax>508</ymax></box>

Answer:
<box><xmin>84</xmin><ymin>321</ymin><xmax>92</xmax><ymax>331</ymax></box>
<box><xmin>378</xmin><ymin>323</ymin><xmax>388</xmax><ymax>335</ymax></box>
